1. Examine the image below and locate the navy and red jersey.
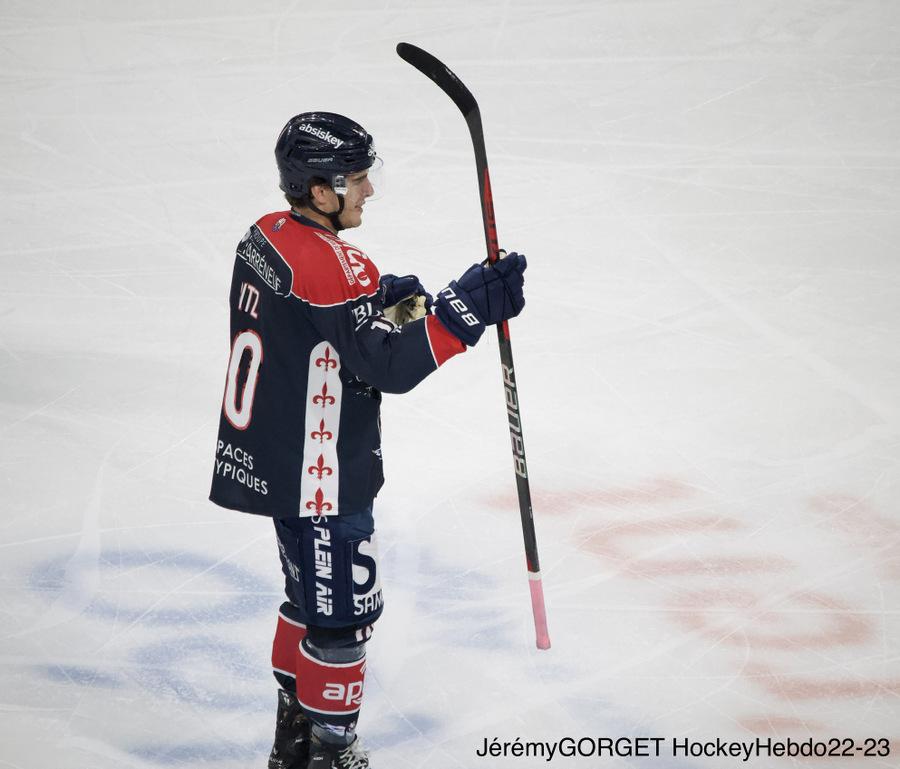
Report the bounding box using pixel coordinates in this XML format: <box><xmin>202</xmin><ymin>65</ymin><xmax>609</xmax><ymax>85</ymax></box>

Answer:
<box><xmin>209</xmin><ymin>211</ymin><xmax>465</xmax><ymax>518</ymax></box>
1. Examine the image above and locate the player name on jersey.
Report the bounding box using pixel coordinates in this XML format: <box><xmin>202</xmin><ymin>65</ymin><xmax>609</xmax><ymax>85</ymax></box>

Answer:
<box><xmin>238</xmin><ymin>227</ymin><xmax>286</xmax><ymax>295</ymax></box>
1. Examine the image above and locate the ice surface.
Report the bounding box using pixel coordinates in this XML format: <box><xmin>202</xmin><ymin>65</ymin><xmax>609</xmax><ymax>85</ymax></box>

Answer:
<box><xmin>1</xmin><ymin>1</ymin><xmax>899</xmax><ymax>767</ymax></box>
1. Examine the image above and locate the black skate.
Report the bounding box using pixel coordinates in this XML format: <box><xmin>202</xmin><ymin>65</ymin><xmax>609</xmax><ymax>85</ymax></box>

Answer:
<box><xmin>307</xmin><ymin>734</ymin><xmax>369</xmax><ymax>768</ymax></box>
<box><xmin>268</xmin><ymin>689</ymin><xmax>310</xmax><ymax>769</ymax></box>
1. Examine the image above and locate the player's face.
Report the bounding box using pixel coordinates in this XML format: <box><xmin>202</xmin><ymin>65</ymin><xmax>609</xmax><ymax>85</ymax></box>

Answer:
<box><xmin>338</xmin><ymin>169</ymin><xmax>375</xmax><ymax>229</ymax></box>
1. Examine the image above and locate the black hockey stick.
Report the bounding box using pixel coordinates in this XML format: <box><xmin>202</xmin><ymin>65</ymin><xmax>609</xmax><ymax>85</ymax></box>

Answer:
<box><xmin>396</xmin><ymin>42</ymin><xmax>550</xmax><ymax>650</ymax></box>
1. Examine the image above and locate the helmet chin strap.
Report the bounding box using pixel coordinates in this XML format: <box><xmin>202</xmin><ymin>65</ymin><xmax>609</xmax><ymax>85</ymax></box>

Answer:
<box><xmin>309</xmin><ymin>193</ymin><xmax>346</xmax><ymax>232</ymax></box>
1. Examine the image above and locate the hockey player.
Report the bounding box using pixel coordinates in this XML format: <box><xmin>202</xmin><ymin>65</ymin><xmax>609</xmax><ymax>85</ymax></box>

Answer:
<box><xmin>209</xmin><ymin>112</ymin><xmax>527</xmax><ymax>769</ymax></box>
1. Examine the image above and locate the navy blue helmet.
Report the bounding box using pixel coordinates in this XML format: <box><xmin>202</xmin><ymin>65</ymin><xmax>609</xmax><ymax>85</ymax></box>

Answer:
<box><xmin>275</xmin><ymin>112</ymin><xmax>376</xmax><ymax>197</ymax></box>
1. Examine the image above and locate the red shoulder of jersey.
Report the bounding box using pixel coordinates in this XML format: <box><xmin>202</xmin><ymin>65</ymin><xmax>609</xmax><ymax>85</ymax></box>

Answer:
<box><xmin>256</xmin><ymin>212</ymin><xmax>380</xmax><ymax>306</ymax></box>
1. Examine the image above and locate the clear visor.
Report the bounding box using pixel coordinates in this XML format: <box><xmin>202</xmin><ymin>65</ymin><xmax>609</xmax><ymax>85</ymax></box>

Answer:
<box><xmin>332</xmin><ymin>156</ymin><xmax>384</xmax><ymax>202</ymax></box>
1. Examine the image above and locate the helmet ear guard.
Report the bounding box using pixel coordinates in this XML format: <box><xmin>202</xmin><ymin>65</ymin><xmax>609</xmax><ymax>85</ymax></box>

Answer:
<box><xmin>331</xmin><ymin>174</ymin><xmax>348</xmax><ymax>196</ymax></box>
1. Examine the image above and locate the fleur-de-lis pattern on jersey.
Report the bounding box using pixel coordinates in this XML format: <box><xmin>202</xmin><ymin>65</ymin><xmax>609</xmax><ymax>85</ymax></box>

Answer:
<box><xmin>311</xmin><ymin>419</ymin><xmax>333</xmax><ymax>443</ymax></box>
<box><xmin>312</xmin><ymin>383</ymin><xmax>335</xmax><ymax>407</ymax></box>
<box><xmin>308</xmin><ymin>454</ymin><xmax>334</xmax><ymax>480</ymax></box>
<box><xmin>305</xmin><ymin>487</ymin><xmax>334</xmax><ymax>515</ymax></box>
<box><xmin>300</xmin><ymin>341</ymin><xmax>342</xmax><ymax>517</ymax></box>
<box><xmin>315</xmin><ymin>346</ymin><xmax>338</xmax><ymax>370</ymax></box>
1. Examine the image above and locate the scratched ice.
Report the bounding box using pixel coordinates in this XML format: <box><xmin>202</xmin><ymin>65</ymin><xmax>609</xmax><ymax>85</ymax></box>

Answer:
<box><xmin>1</xmin><ymin>1</ymin><xmax>899</xmax><ymax>767</ymax></box>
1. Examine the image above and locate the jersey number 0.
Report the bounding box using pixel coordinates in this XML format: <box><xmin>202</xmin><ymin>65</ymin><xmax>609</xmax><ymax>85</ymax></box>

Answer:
<box><xmin>223</xmin><ymin>330</ymin><xmax>263</xmax><ymax>430</ymax></box>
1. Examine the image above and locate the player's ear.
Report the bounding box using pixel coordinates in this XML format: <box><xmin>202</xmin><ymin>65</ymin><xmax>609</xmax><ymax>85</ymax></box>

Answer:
<box><xmin>309</xmin><ymin>182</ymin><xmax>332</xmax><ymax>205</ymax></box>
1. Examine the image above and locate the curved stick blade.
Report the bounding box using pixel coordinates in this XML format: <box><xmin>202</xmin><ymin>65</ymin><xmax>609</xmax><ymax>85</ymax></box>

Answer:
<box><xmin>396</xmin><ymin>42</ymin><xmax>479</xmax><ymax>118</ymax></box>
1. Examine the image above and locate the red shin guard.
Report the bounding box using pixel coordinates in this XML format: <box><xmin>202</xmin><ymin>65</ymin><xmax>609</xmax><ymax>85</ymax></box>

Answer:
<box><xmin>271</xmin><ymin>609</ymin><xmax>307</xmax><ymax>681</ymax></box>
<box><xmin>295</xmin><ymin>641</ymin><xmax>366</xmax><ymax>726</ymax></box>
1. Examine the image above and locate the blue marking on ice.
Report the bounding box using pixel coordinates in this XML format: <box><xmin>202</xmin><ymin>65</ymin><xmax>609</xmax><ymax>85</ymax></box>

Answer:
<box><xmin>29</xmin><ymin>547</ymin><xmax>273</xmax><ymax>624</ymax></box>
<box><xmin>38</xmin><ymin>664</ymin><xmax>123</xmax><ymax>688</ymax></box>
<box><xmin>133</xmin><ymin>635</ymin><xmax>270</xmax><ymax>711</ymax></box>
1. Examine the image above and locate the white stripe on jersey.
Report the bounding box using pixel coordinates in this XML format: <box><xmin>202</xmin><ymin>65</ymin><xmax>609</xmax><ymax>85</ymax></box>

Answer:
<box><xmin>299</xmin><ymin>341</ymin><xmax>342</xmax><ymax>517</ymax></box>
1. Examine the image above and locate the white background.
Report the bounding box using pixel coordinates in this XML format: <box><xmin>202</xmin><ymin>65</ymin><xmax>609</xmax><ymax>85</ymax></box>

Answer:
<box><xmin>1</xmin><ymin>1</ymin><xmax>898</xmax><ymax>767</ymax></box>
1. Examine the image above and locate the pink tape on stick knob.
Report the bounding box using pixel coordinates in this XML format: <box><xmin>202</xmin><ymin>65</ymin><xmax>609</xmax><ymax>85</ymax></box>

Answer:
<box><xmin>529</xmin><ymin>573</ymin><xmax>551</xmax><ymax>650</ymax></box>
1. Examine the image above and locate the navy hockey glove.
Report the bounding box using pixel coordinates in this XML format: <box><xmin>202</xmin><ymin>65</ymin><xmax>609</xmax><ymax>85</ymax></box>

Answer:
<box><xmin>379</xmin><ymin>274</ymin><xmax>433</xmax><ymax>312</ymax></box>
<box><xmin>434</xmin><ymin>252</ymin><xmax>527</xmax><ymax>346</ymax></box>
<box><xmin>379</xmin><ymin>274</ymin><xmax>433</xmax><ymax>326</ymax></box>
